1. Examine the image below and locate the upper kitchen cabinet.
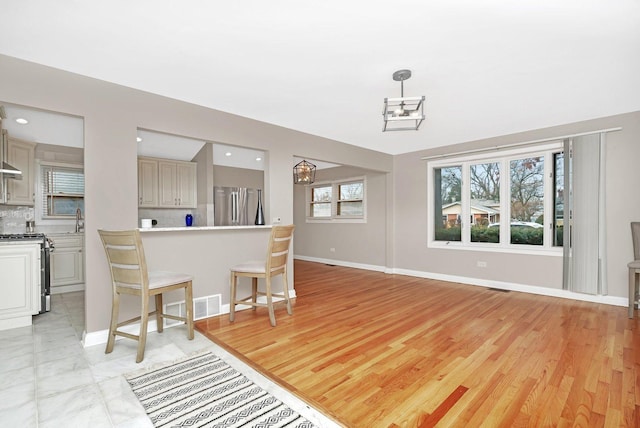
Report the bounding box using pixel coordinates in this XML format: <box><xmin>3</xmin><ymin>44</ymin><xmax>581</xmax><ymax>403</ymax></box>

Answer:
<box><xmin>139</xmin><ymin>156</ymin><xmax>197</xmax><ymax>208</ymax></box>
<box><xmin>5</xmin><ymin>135</ymin><xmax>36</xmax><ymax>206</ymax></box>
<box><xmin>138</xmin><ymin>157</ymin><xmax>159</xmax><ymax>207</ymax></box>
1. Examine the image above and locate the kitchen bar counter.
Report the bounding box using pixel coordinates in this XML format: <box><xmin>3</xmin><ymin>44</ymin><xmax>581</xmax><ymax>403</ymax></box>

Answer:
<box><xmin>138</xmin><ymin>225</ymin><xmax>290</xmax><ymax>319</ymax></box>
<box><xmin>139</xmin><ymin>225</ymin><xmax>272</xmax><ymax>233</ymax></box>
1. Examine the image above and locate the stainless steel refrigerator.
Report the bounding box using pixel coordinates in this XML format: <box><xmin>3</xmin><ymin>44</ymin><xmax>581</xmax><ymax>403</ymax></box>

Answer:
<box><xmin>213</xmin><ymin>187</ymin><xmax>259</xmax><ymax>226</ymax></box>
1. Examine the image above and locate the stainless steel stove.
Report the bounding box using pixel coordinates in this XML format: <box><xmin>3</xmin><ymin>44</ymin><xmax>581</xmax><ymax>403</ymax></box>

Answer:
<box><xmin>0</xmin><ymin>233</ymin><xmax>54</xmax><ymax>312</ymax></box>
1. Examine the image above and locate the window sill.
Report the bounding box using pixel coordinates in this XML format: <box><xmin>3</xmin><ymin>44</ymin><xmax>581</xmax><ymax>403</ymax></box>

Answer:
<box><xmin>428</xmin><ymin>241</ymin><xmax>563</xmax><ymax>257</ymax></box>
<box><xmin>305</xmin><ymin>218</ymin><xmax>366</xmax><ymax>224</ymax></box>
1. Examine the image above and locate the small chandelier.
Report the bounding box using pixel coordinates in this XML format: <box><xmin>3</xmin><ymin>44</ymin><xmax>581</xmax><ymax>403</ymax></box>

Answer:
<box><xmin>382</xmin><ymin>69</ymin><xmax>425</xmax><ymax>132</ymax></box>
<box><xmin>293</xmin><ymin>160</ymin><xmax>316</xmax><ymax>184</ymax></box>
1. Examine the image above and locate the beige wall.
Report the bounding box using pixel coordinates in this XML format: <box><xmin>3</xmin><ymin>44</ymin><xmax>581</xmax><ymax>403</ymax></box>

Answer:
<box><xmin>0</xmin><ymin>54</ymin><xmax>392</xmax><ymax>333</ymax></box>
<box><xmin>393</xmin><ymin>111</ymin><xmax>640</xmax><ymax>298</ymax></box>
<box><xmin>293</xmin><ymin>166</ymin><xmax>388</xmax><ymax>267</ymax></box>
<box><xmin>213</xmin><ymin>165</ymin><xmax>264</xmax><ymax>189</ymax></box>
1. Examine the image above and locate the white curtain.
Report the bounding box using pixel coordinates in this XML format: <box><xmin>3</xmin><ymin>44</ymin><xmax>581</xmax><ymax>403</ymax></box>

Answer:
<box><xmin>564</xmin><ymin>133</ymin><xmax>606</xmax><ymax>295</ymax></box>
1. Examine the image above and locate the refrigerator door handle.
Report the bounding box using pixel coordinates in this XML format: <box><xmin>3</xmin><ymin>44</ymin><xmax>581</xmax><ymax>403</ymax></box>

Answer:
<box><xmin>231</xmin><ymin>192</ymin><xmax>238</xmax><ymax>223</ymax></box>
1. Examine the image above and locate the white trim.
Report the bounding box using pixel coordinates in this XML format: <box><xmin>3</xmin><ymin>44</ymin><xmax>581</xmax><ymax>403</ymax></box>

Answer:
<box><xmin>51</xmin><ymin>283</ymin><xmax>85</xmax><ymax>294</ymax></box>
<box><xmin>420</xmin><ymin>127</ymin><xmax>622</xmax><ymax>161</ymax></box>
<box><xmin>388</xmin><ymin>267</ymin><xmax>627</xmax><ymax>307</ymax></box>
<box><xmin>83</xmin><ymin>319</ymin><xmax>159</xmax><ymax>348</ymax></box>
<box><xmin>294</xmin><ymin>255</ymin><xmax>386</xmax><ymax>272</ymax></box>
<box><xmin>0</xmin><ymin>315</ymin><xmax>33</xmax><ymax>331</ymax></box>
<box><xmin>293</xmin><ymin>256</ymin><xmax>627</xmax><ymax>307</ymax></box>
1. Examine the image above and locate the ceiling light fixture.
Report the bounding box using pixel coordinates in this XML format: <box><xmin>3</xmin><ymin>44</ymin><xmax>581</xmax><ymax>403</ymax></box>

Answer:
<box><xmin>136</xmin><ymin>137</ymin><xmax>142</xmax><ymax>142</ymax></box>
<box><xmin>225</xmin><ymin>152</ymin><xmax>232</xmax><ymax>157</ymax></box>
<box><xmin>382</xmin><ymin>69</ymin><xmax>425</xmax><ymax>132</ymax></box>
<box><xmin>293</xmin><ymin>160</ymin><xmax>316</xmax><ymax>185</ymax></box>
<box><xmin>15</xmin><ymin>118</ymin><xmax>29</xmax><ymax>125</ymax></box>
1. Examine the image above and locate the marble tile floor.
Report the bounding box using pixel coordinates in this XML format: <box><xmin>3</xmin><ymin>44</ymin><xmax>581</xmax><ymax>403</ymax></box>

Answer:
<box><xmin>0</xmin><ymin>291</ymin><xmax>339</xmax><ymax>427</ymax></box>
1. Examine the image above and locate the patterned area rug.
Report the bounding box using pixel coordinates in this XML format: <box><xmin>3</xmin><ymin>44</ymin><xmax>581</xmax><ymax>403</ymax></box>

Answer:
<box><xmin>125</xmin><ymin>352</ymin><xmax>317</xmax><ymax>427</ymax></box>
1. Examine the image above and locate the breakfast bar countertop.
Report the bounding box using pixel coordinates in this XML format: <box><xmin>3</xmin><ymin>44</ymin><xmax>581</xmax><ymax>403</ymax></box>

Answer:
<box><xmin>138</xmin><ymin>225</ymin><xmax>273</xmax><ymax>233</ymax></box>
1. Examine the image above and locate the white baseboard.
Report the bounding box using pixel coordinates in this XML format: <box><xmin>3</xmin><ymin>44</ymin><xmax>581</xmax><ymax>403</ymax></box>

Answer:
<box><xmin>294</xmin><ymin>255</ymin><xmax>386</xmax><ymax>272</ymax></box>
<box><xmin>83</xmin><ymin>290</ymin><xmax>298</xmax><ymax>348</ymax></box>
<box><xmin>51</xmin><ymin>283</ymin><xmax>85</xmax><ymax>294</ymax></box>
<box><xmin>389</xmin><ymin>267</ymin><xmax>628</xmax><ymax>307</ymax></box>
<box><xmin>294</xmin><ymin>255</ymin><xmax>628</xmax><ymax>308</ymax></box>
<box><xmin>0</xmin><ymin>315</ymin><xmax>33</xmax><ymax>332</ymax></box>
<box><xmin>83</xmin><ymin>319</ymin><xmax>160</xmax><ymax>348</ymax></box>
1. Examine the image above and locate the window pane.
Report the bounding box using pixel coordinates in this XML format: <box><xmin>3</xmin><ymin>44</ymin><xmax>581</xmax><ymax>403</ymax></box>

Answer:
<box><xmin>510</xmin><ymin>157</ymin><xmax>544</xmax><ymax>245</ymax></box>
<box><xmin>42</xmin><ymin>165</ymin><xmax>85</xmax><ymax>218</ymax></box>
<box><xmin>339</xmin><ymin>182</ymin><xmax>363</xmax><ymax>200</ymax></box>
<box><xmin>312</xmin><ymin>203</ymin><xmax>331</xmax><ymax>217</ymax></box>
<box><xmin>312</xmin><ymin>186</ymin><xmax>332</xmax><ymax>202</ymax></box>
<box><xmin>553</xmin><ymin>152</ymin><xmax>564</xmax><ymax>247</ymax></box>
<box><xmin>470</xmin><ymin>162</ymin><xmax>500</xmax><ymax>243</ymax></box>
<box><xmin>337</xmin><ymin>201</ymin><xmax>363</xmax><ymax>216</ymax></box>
<box><xmin>434</xmin><ymin>166</ymin><xmax>462</xmax><ymax>241</ymax></box>
<box><xmin>50</xmin><ymin>197</ymin><xmax>84</xmax><ymax>216</ymax></box>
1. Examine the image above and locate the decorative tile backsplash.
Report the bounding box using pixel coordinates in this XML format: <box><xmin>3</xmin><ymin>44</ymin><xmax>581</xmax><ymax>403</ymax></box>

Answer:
<box><xmin>0</xmin><ymin>206</ymin><xmax>35</xmax><ymax>234</ymax></box>
<box><xmin>138</xmin><ymin>208</ymin><xmax>198</xmax><ymax>228</ymax></box>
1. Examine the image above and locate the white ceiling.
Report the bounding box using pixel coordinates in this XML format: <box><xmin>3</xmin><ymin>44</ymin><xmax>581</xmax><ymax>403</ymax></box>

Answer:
<box><xmin>1</xmin><ymin>1</ymin><xmax>639</xmax><ymax>156</ymax></box>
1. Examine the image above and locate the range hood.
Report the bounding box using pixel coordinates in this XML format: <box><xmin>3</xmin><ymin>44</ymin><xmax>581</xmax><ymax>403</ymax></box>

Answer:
<box><xmin>0</xmin><ymin>161</ymin><xmax>23</xmax><ymax>179</ymax></box>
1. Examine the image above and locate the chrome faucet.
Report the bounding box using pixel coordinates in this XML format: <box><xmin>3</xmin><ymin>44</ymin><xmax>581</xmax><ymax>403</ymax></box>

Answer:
<box><xmin>75</xmin><ymin>208</ymin><xmax>84</xmax><ymax>233</ymax></box>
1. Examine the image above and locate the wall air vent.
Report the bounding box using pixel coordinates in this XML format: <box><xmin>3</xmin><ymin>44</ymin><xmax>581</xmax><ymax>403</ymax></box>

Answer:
<box><xmin>164</xmin><ymin>294</ymin><xmax>221</xmax><ymax>327</ymax></box>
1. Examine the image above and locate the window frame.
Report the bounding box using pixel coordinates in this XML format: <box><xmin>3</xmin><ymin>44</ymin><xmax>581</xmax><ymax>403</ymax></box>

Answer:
<box><xmin>427</xmin><ymin>142</ymin><xmax>563</xmax><ymax>255</ymax></box>
<box><xmin>36</xmin><ymin>160</ymin><xmax>85</xmax><ymax>224</ymax></box>
<box><xmin>306</xmin><ymin>176</ymin><xmax>366</xmax><ymax>223</ymax></box>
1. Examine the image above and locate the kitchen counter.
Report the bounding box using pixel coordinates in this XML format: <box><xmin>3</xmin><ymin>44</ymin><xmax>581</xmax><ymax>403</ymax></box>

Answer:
<box><xmin>138</xmin><ymin>226</ymin><xmax>289</xmax><ymax>318</ymax></box>
<box><xmin>138</xmin><ymin>225</ymin><xmax>272</xmax><ymax>233</ymax></box>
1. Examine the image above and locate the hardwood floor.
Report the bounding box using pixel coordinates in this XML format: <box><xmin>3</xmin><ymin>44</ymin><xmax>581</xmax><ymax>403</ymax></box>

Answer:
<box><xmin>195</xmin><ymin>260</ymin><xmax>640</xmax><ymax>427</ymax></box>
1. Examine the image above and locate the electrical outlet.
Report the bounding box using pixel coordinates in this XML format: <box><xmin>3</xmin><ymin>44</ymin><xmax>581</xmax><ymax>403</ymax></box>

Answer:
<box><xmin>477</xmin><ymin>261</ymin><xmax>487</xmax><ymax>268</ymax></box>
<box><xmin>272</xmin><ymin>217</ymin><xmax>281</xmax><ymax>224</ymax></box>
<box><xmin>330</xmin><ymin>247</ymin><xmax>336</xmax><ymax>252</ymax></box>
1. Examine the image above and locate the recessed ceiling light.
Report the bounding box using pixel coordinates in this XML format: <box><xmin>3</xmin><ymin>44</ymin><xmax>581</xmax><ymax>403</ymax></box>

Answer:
<box><xmin>15</xmin><ymin>118</ymin><xmax>28</xmax><ymax>125</ymax></box>
<box><xmin>256</xmin><ymin>157</ymin><xmax>262</xmax><ymax>161</ymax></box>
<box><xmin>136</xmin><ymin>137</ymin><xmax>142</xmax><ymax>142</ymax></box>
<box><xmin>225</xmin><ymin>152</ymin><xmax>232</xmax><ymax>157</ymax></box>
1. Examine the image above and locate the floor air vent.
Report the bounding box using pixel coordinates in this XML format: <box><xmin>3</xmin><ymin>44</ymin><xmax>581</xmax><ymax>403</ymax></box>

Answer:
<box><xmin>164</xmin><ymin>294</ymin><xmax>222</xmax><ymax>327</ymax></box>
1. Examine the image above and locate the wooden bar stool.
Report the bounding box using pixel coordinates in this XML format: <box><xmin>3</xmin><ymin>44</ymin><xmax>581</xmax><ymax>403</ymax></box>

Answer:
<box><xmin>229</xmin><ymin>225</ymin><xmax>295</xmax><ymax>326</ymax></box>
<box><xmin>98</xmin><ymin>229</ymin><xmax>194</xmax><ymax>362</ymax></box>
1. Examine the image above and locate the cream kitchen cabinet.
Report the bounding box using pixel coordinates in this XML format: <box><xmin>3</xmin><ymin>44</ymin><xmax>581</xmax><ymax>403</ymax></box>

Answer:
<box><xmin>138</xmin><ymin>157</ymin><xmax>197</xmax><ymax>208</ymax></box>
<box><xmin>5</xmin><ymin>136</ymin><xmax>36</xmax><ymax>206</ymax></box>
<box><xmin>50</xmin><ymin>234</ymin><xmax>84</xmax><ymax>292</ymax></box>
<box><xmin>138</xmin><ymin>157</ymin><xmax>159</xmax><ymax>207</ymax></box>
<box><xmin>0</xmin><ymin>243</ymin><xmax>40</xmax><ymax>330</ymax></box>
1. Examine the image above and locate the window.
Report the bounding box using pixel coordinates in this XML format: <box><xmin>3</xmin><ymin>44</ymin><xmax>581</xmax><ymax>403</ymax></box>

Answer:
<box><xmin>310</xmin><ymin>185</ymin><xmax>332</xmax><ymax>218</ymax></box>
<box><xmin>509</xmin><ymin>156</ymin><xmax>544</xmax><ymax>245</ymax></box>
<box><xmin>41</xmin><ymin>163</ymin><xmax>84</xmax><ymax>218</ymax></box>
<box><xmin>428</xmin><ymin>143</ymin><xmax>562</xmax><ymax>252</ymax></box>
<box><xmin>470</xmin><ymin>162</ymin><xmax>500</xmax><ymax>243</ymax></box>
<box><xmin>434</xmin><ymin>166</ymin><xmax>462</xmax><ymax>241</ymax></box>
<box><xmin>307</xmin><ymin>177</ymin><xmax>366</xmax><ymax>222</ymax></box>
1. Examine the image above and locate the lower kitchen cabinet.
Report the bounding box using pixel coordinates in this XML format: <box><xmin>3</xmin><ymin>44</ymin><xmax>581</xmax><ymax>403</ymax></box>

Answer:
<box><xmin>49</xmin><ymin>233</ymin><xmax>85</xmax><ymax>292</ymax></box>
<box><xmin>0</xmin><ymin>243</ymin><xmax>40</xmax><ymax>330</ymax></box>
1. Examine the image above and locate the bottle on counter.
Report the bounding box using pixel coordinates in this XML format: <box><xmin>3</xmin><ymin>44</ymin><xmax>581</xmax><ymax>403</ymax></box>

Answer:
<box><xmin>185</xmin><ymin>214</ymin><xmax>193</xmax><ymax>227</ymax></box>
